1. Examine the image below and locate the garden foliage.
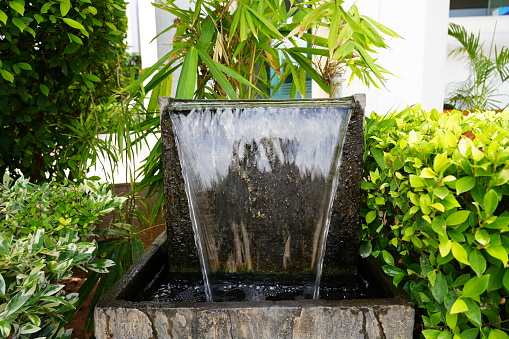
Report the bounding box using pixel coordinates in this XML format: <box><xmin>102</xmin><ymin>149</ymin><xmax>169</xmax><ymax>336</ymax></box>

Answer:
<box><xmin>0</xmin><ymin>171</ymin><xmax>125</xmax><ymax>338</ymax></box>
<box><xmin>0</xmin><ymin>0</ymin><xmax>128</xmax><ymax>182</ymax></box>
<box><xmin>446</xmin><ymin>23</ymin><xmax>509</xmax><ymax>111</ymax></box>
<box><xmin>363</xmin><ymin>107</ymin><xmax>509</xmax><ymax>338</ymax></box>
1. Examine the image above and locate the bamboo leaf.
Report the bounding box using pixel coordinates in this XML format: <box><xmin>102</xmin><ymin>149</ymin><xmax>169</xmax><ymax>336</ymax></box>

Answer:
<box><xmin>215</xmin><ymin>62</ymin><xmax>264</xmax><ymax>97</ymax></box>
<box><xmin>175</xmin><ymin>46</ymin><xmax>198</xmax><ymax>99</ymax></box>
<box><xmin>286</xmin><ymin>49</ymin><xmax>329</xmax><ymax>93</ymax></box>
<box><xmin>196</xmin><ymin>20</ymin><xmax>215</xmax><ymax>52</ymax></box>
<box><xmin>196</xmin><ymin>49</ymin><xmax>238</xmax><ymax>99</ymax></box>
<box><xmin>362</xmin><ymin>15</ymin><xmax>402</xmax><ymax>38</ymax></box>
<box><xmin>243</xmin><ymin>4</ymin><xmax>283</xmax><ymax>39</ymax></box>
<box><xmin>328</xmin><ymin>3</ymin><xmax>341</xmax><ymax>51</ymax></box>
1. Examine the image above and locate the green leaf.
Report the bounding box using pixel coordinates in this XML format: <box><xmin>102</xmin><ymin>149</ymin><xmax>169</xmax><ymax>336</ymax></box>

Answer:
<box><xmin>469</xmin><ymin>250</ymin><xmax>486</xmax><ymax>277</ymax></box>
<box><xmin>0</xmin><ymin>69</ymin><xmax>14</xmax><ymax>82</ymax></box>
<box><xmin>0</xmin><ymin>10</ymin><xmax>7</xmax><ymax>25</ymax></box>
<box><xmin>83</xmin><ymin>73</ymin><xmax>100</xmax><ymax>82</ymax></box>
<box><xmin>9</xmin><ymin>1</ymin><xmax>24</xmax><ymax>15</ymax></box>
<box><xmin>12</xmin><ymin>17</ymin><xmax>25</xmax><ymax>32</ymax></box>
<box><xmin>463</xmin><ymin>298</ymin><xmax>482</xmax><ymax>327</ymax></box>
<box><xmin>369</xmin><ymin>147</ymin><xmax>386</xmax><ymax>170</ymax></box>
<box><xmin>0</xmin><ymin>274</ymin><xmax>4</xmax><ymax>295</ymax></box>
<box><xmin>175</xmin><ymin>46</ymin><xmax>198</xmax><ymax>99</ymax></box>
<box><xmin>2</xmin><ymin>290</ymin><xmax>31</xmax><ymax>317</ymax></box>
<box><xmin>488</xmin><ymin>329</ymin><xmax>509</xmax><ymax>339</ymax></box>
<box><xmin>16</xmin><ymin>62</ymin><xmax>31</xmax><ymax>70</ymax></box>
<box><xmin>359</xmin><ymin>241</ymin><xmax>372</xmax><ymax>258</ymax></box>
<box><xmin>430</xmin><ymin>272</ymin><xmax>447</xmax><ymax>303</ymax></box>
<box><xmin>0</xmin><ymin>236</ymin><xmax>9</xmax><ymax>255</ymax></box>
<box><xmin>64</xmin><ymin>42</ymin><xmax>80</xmax><ymax>54</ymax></box>
<box><xmin>365</xmin><ymin>210</ymin><xmax>376</xmax><ymax>224</ymax></box>
<box><xmin>432</xmin><ymin>216</ymin><xmax>446</xmax><ymax>236</ymax></box>
<box><xmin>451</xmin><ymin>241</ymin><xmax>470</xmax><ymax>265</ymax></box>
<box><xmin>483</xmin><ymin>189</ymin><xmax>499</xmax><ymax>215</ymax></box>
<box><xmin>446</xmin><ymin>210</ymin><xmax>470</xmax><ymax>226</ymax></box>
<box><xmin>63</xmin><ymin>18</ymin><xmax>85</xmax><ymax>30</ymax></box>
<box><xmin>433</xmin><ymin>186</ymin><xmax>450</xmax><ymax>200</ymax></box>
<box><xmin>461</xmin><ymin>328</ymin><xmax>480</xmax><ymax>339</ymax></box>
<box><xmin>362</xmin><ymin>15</ymin><xmax>401</xmax><ymax>38</ymax></box>
<box><xmin>67</xmin><ymin>33</ymin><xmax>83</xmax><ymax>45</ymax></box>
<box><xmin>243</xmin><ymin>4</ymin><xmax>283</xmax><ymax>39</ymax></box>
<box><xmin>445</xmin><ymin>311</ymin><xmax>457</xmax><ymax>329</ymax></box>
<box><xmin>456</xmin><ymin>176</ymin><xmax>476</xmax><ymax>195</ymax></box>
<box><xmin>0</xmin><ymin>321</ymin><xmax>11</xmax><ymax>338</ymax></box>
<box><xmin>503</xmin><ymin>269</ymin><xmax>509</xmax><ymax>291</ymax></box>
<box><xmin>450</xmin><ymin>298</ymin><xmax>468</xmax><ymax>314</ymax></box>
<box><xmin>381</xmin><ymin>250</ymin><xmax>394</xmax><ymax>265</ymax></box>
<box><xmin>486</xmin><ymin>245</ymin><xmax>508</xmax><ymax>266</ymax></box>
<box><xmin>41</xmin><ymin>2</ymin><xmax>53</xmax><ymax>13</ymax></box>
<box><xmin>490</xmin><ymin>168</ymin><xmax>509</xmax><ymax>186</ymax></box>
<box><xmin>60</xmin><ymin>0</ymin><xmax>71</xmax><ymax>16</ymax></box>
<box><xmin>462</xmin><ymin>275</ymin><xmax>489</xmax><ymax>298</ymax></box>
<box><xmin>422</xmin><ymin>330</ymin><xmax>442</xmax><ymax>339</ymax></box>
<box><xmin>420</xmin><ymin>167</ymin><xmax>436</xmax><ymax>178</ymax></box>
<box><xmin>20</xmin><ymin>324</ymin><xmax>41</xmax><ymax>334</ymax></box>
<box><xmin>40</xmin><ymin>84</ymin><xmax>49</xmax><ymax>96</ymax></box>
<box><xmin>196</xmin><ymin>49</ymin><xmax>238</xmax><ymax>99</ymax></box>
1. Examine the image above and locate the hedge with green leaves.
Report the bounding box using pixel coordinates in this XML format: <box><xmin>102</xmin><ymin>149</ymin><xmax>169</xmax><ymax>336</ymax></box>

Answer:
<box><xmin>0</xmin><ymin>171</ymin><xmax>125</xmax><ymax>338</ymax></box>
<box><xmin>0</xmin><ymin>0</ymin><xmax>127</xmax><ymax>182</ymax></box>
<box><xmin>362</xmin><ymin>107</ymin><xmax>509</xmax><ymax>338</ymax></box>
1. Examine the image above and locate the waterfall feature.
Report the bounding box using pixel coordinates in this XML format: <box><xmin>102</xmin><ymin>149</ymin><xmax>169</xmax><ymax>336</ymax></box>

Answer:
<box><xmin>170</xmin><ymin>103</ymin><xmax>351</xmax><ymax>301</ymax></box>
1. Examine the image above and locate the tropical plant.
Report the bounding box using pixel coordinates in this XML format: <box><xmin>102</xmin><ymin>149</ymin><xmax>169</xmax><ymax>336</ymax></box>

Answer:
<box><xmin>123</xmin><ymin>0</ymin><xmax>399</xmax><ymax>219</ymax></box>
<box><xmin>0</xmin><ymin>171</ymin><xmax>127</xmax><ymax>338</ymax></box>
<box><xmin>446</xmin><ymin>23</ymin><xmax>509</xmax><ymax>111</ymax></box>
<box><xmin>362</xmin><ymin>107</ymin><xmax>509</xmax><ymax>338</ymax></box>
<box><xmin>0</xmin><ymin>0</ymin><xmax>128</xmax><ymax>183</ymax></box>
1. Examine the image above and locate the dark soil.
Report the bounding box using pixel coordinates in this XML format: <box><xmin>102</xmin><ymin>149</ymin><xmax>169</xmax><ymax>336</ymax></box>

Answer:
<box><xmin>62</xmin><ymin>268</ymin><xmax>95</xmax><ymax>339</ymax></box>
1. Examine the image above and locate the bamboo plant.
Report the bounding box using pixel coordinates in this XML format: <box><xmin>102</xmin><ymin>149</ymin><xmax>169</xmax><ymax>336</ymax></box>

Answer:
<box><xmin>124</xmin><ymin>0</ymin><xmax>400</xmax><ymax>218</ymax></box>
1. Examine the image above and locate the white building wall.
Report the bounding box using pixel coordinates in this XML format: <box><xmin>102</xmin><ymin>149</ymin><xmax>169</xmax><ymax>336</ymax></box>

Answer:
<box><xmin>336</xmin><ymin>0</ymin><xmax>450</xmax><ymax>114</ymax></box>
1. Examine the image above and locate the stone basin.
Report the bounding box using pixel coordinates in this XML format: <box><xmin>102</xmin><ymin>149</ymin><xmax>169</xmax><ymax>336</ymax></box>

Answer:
<box><xmin>94</xmin><ymin>232</ymin><xmax>414</xmax><ymax>339</ymax></box>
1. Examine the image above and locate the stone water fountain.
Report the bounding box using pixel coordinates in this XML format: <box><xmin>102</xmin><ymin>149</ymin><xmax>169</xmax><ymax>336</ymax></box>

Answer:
<box><xmin>95</xmin><ymin>95</ymin><xmax>414</xmax><ymax>338</ymax></box>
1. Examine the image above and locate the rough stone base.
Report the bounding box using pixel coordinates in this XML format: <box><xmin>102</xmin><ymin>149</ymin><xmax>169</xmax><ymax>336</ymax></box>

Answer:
<box><xmin>95</xmin><ymin>233</ymin><xmax>414</xmax><ymax>339</ymax></box>
<box><xmin>95</xmin><ymin>301</ymin><xmax>414</xmax><ymax>339</ymax></box>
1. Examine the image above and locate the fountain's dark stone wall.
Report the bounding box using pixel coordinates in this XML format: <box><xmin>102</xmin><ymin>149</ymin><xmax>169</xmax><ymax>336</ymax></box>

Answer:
<box><xmin>323</xmin><ymin>94</ymin><xmax>365</xmax><ymax>284</ymax></box>
<box><xmin>160</xmin><ymin>96</ymin><xmax>365</xmax><ymax>283</ymax></box>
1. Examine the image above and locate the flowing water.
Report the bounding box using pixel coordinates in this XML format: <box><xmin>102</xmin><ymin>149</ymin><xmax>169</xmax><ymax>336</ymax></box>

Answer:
<box><xmin>170</xmin><ymin>104</ymin><xmax>351</xmax><ymax>301</ymax></box>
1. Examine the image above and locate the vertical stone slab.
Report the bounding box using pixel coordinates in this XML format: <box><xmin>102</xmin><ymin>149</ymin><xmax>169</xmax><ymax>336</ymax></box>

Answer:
<box><xmin>160</xmin><ymin>98</ymin><xmax>201</xmax><ymax>273</ymax></box>
<box><xmin>160</xmin><ymin>96</ymin><xmax>365</xmax><ymax>284</ymax></box>
<box><xmin>322</xmin><ymin>94</ymin><xmax>365</xmax><ymax>285</ymax></box>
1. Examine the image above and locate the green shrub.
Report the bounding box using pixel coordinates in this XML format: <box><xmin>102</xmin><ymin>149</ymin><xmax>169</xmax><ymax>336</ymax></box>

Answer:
<box><xmin>0</xmin><ymin>171</ymin><xmax>125</xmax><ymax>238</ymax></box>
<box><xmin>363</xmin><ymin>107</ymin><xmax>509</xmax><ymax>338</ymax></box>
<box><xmin>0</xmin><ymin>0</ymin><xmax>128</xmax><ymax>182</ymax></box>
<box><xmin>0</xmin><ymin>171</ymin><xmax>125</xmax><ymax>338</ymax></box>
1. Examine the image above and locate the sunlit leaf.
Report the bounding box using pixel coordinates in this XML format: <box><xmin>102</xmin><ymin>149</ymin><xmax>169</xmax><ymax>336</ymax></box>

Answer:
<box><xmin>451</xmin><ymin>241</ymin><xmax>470</xmax><ymax>265</ymax></box>
<box><xmin>462</xmin><ymin>275</ymin><xmax>489</xmax><ymax>298</ymax></box>
<box><xmin>175</xmin><ymin>47</ymin><xmax>198</xmax><ymax>99</ymax></box>
<box><xmin>486</xmin><ymin>245</ymin><xmax>508</xmax><ymax>266</ymax></box>
<box><xmin>450</xmin><ymin>298</ymin><xmax>468</xmax><ymax>314</ymax></box>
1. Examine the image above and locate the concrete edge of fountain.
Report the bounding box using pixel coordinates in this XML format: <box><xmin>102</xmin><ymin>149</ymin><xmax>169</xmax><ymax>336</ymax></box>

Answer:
<box><xmin>95</xmin><ymin>231</ymin><xmax>415</xmax><ymax>339</ymax></box>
